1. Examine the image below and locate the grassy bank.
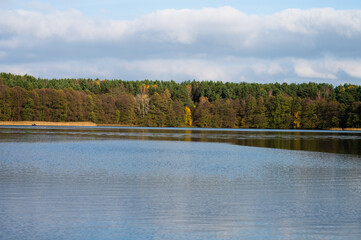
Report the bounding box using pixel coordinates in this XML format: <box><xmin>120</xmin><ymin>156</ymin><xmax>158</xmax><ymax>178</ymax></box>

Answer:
<box><xmin>0</xmin><ymin>121</ymin><xmax>97</xmax><ymax>126</ymax></box>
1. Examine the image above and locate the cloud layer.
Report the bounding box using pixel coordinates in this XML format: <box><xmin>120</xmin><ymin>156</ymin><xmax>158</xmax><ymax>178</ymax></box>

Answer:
<box><xmin>0</xmin><ymin>6</ymin><xmax>361</xmax><ymax>83</ymax></box>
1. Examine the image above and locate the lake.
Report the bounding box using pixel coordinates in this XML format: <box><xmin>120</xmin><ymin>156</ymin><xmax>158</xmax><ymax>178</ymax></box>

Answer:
<box><xmin>1</xmin><ymin>126</ymin><xmax>361</xmax><ymax>240</ymax></box>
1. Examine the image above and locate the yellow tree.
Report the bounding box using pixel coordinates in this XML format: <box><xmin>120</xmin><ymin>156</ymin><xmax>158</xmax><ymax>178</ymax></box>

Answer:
<box><xmin>184</xmin><ymin>106</ymin><xmax>192</xmax><ymax>126</ymax></box>
<box><xmin>293</xmin><ymin>111</ymin><xmax>300</xmax><ymax>128</ymax></box>
<box><xmin>95</xmin><ymin>79</ymin><xmax>101</xmax><ymax>88</ymax></box>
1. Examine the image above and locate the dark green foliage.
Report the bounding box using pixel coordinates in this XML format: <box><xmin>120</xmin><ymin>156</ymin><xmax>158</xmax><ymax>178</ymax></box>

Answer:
<box><xmin>267</xmin><ymin>95</ymin><xmax>293</xmax><ymax>129</ymax></box>
<box><xmin>211</xmin><ymin>99</ymin><xmax>237</xmax><ymax>128</ymax></box>
<box><xmin>347</xmin><ymin>102</ymin><xmax>361</xmax><ymax>127</ymax></box>
<box><xmin>1</xmin><ymin>72</ymin><xmax>361</xmax><ymax>129</ymax></box>
<box><xmin>0</xmin><ymin>85</ymin><xmax>11</xmax><ymax>120</ymax></box>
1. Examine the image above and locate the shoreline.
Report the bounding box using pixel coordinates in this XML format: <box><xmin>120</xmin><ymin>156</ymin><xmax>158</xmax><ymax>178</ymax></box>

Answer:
<box><xmin>0</xmin><ymin>121</ymin><xmax>360</xmax><ymax>131</ymax></box>
<box><xmin>0</xmin><ymin>121</ymin><xmax>97</xmax><ymax>126</ymax></box>
<box><xmin>329</xmin><ymin>127</ymin><xmax>361</xmax><ymax>131</ymax></box>
<box><xmin>97</xmin><ymin>124</ymin><xmax>132</xmax><ymax>127</ymax></box>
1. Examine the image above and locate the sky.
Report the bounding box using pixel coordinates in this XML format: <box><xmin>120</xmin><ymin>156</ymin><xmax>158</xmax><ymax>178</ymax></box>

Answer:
<box><xmin>1</xmin><ymin>0</ymin><xmax>361</xmax><ymax>84</ymax></box>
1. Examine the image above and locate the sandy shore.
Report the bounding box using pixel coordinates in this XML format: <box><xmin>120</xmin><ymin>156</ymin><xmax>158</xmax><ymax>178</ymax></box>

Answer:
<box><xmin>0</xmin><ymin>121</ymin><xmax>97</xmax><ymax>126</ymax></box>
<box><xmin>97</xmin><ymin>124</ymin><xmax>132</xmax><ymax>127</ymax></box>
<box><xmin>343</xmin><ymin>128</ymin><xmax>361</xmax><ymax>131</ymax></box>
<box><xmin>329</xmin><ymin>127</ymin><xmax>361</xmax><ymax>131</ymax></box>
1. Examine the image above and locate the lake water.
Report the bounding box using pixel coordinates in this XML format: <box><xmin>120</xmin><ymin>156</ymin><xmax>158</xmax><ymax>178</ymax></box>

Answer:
<box><xmin>1</xmin><ymin>127</ymin><xmax>361</xmax><ymax>240</ymax></box>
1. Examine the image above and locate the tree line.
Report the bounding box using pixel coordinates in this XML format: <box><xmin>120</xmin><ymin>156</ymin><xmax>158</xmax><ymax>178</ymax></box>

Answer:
<box><xmin>1</xmin><ymin>72</ymin><xmax>361</xmax><ymax>129</ymax></box>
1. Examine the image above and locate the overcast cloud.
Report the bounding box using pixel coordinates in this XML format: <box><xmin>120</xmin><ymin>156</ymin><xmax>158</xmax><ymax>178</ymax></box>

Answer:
<box><xmin>0</xmin><ymin>5</ymin><xmax>361</xmax><ymax>84</ymax></box>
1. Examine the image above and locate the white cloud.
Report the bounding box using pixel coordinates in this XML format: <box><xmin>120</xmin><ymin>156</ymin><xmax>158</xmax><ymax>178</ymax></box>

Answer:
<box><xmin>0</xmin><ymin>38</ymin><xmax>21</xmax><ymax>49</ymax></box>
<box><xmin>294</xmin><ymin>60</ymin><xmax>337</xmax><ymax>79</ymax></box>
<box><xmin>325</xmin><ymin>60</ymin><xmax>361</xmax><ymax>79</ymax></box>
<box><xmin>0</xmin><ymin>58</ymin><xmax>234</xmax><ymax>81</ymax></box>
<box><xmin>0</xmin><ymin>9</ymin><xmax>128</xmax><ymax>42</ymax></box>
<box><xmin>1</xmin><ymin>6</ymin><xmax>361</xmax><ymax>83</ymax></box>
<box><xmin>1</xmin><ymin>7</ymin><xmax>361</xmax><ymax>48</ymax></box>
<box><xmin>340</xmin><ymin>64</ymin><xmax>361</xmax><ymax>79</ymax></box>
<box><xmin>1</xmin><ymin>57</ymin><xmax>361</xmax><ymax>84</ymax></box>
<box><xmin>268</xmin><ymin>8</ymin><xmax>361</xmax><ymax>36</ymax></box>
<box><xmin>27</xmin><ymin>1</ymin><xmax>53</xmax><ymax>12</ymax></box>
<box><xmin>134</xmin><ymin>59</ymin><xmax>231</xmax><ymax>81</ymax></box>
<box><xmin>251</xmin><ymin>63</ymin><xmax>286</xmax><ymax>75</ymax></box>
<box><xmin>292</xmin><ymin>59</ymin><xmax>361</xmax><ymax>81</ymax></box>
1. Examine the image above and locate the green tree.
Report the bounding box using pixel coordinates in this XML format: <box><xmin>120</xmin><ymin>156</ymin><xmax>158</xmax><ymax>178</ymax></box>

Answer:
<box><xmin>347</xmin><ymin>102</ymin><xmax>361</xmax><ymax>127</ymax></box>
<box><xmin>300</xmin><ymin>99</ymin><xmax>318</xmax><ymax>129</ymax></box>
<box><xmin>267</xmin><ymin>95</ymin><xmax>293</xmax><ymax>129</ymax></box>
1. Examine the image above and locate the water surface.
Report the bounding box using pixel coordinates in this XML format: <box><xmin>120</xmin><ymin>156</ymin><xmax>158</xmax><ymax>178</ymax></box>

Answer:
<box><xmin>0</xmin><ymin>127</ymin><xmax>361</xmax><ymax>239</ymax></box>
<box><xmin>1</xmin><ymin>126</ymin><xmax>360</xmax><ymax>155</ymax></box>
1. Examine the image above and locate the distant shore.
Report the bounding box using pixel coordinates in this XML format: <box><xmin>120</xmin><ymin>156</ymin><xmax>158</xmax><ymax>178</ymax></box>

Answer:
<box><xmin>0</xmin><ymin>121</ymin><xmax>360</xmax><ymax>130</ymax></box>
<box><xmin>0</xmin><ymin>121</ymin><xmax>97</xmax><ymax>126</ymax></box>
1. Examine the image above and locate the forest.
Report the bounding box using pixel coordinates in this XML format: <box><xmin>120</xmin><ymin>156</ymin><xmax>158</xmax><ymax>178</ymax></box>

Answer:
<box><xmin>0</xmin><ymin>72</ymin><xmax>361</xmax><ymax>129</ymax></box>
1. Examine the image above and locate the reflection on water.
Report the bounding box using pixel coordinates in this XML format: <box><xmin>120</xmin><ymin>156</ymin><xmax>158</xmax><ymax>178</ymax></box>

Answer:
<box><xmin>0</xmin><ymin>126</ymin><xmax>360</xmax><ymax>155</ymax></box>
<box><xmin>1</xmin><ymin>127</ymin><xmax>361</xmax><ymax>239</ymax></box>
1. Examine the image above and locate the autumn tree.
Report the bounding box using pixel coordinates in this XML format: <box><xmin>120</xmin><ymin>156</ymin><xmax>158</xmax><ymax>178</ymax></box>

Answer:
<box><xmin>194</xmin><ymin>96</ymin><xmax>212</xmax><ymax>127</ymax></box>
<box><xmin>115</xmin><ymin>93</ymin><xmax>137</xmax><ymax>125</ymax></box>
<box><xmin>1</xmin><ymin>72</ymin><xmax>361</xmax><ymax>129</ymax></box>
<box><xmin>211</xmin><ymin>99</ymin><xmax>237</xmax><ymax>128</ymax></box>
<box><xmin>184</xmin><ymin>106</ymin><xmax>192</xmax><ymax>126</ymax></box>
<box><xmin>0</xmin><ymin>85</ymin><xmax>11</xmax><ymax>120</ymax></box>
<box><xmin>173</xmin><ymin>100</ymin><xmax>185</xmax><ymax>127</ymax></box>
<box><xmin>136</xmin><ymin>84</ymin><xmax>150</xmax><ymax>119</ymax></box>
